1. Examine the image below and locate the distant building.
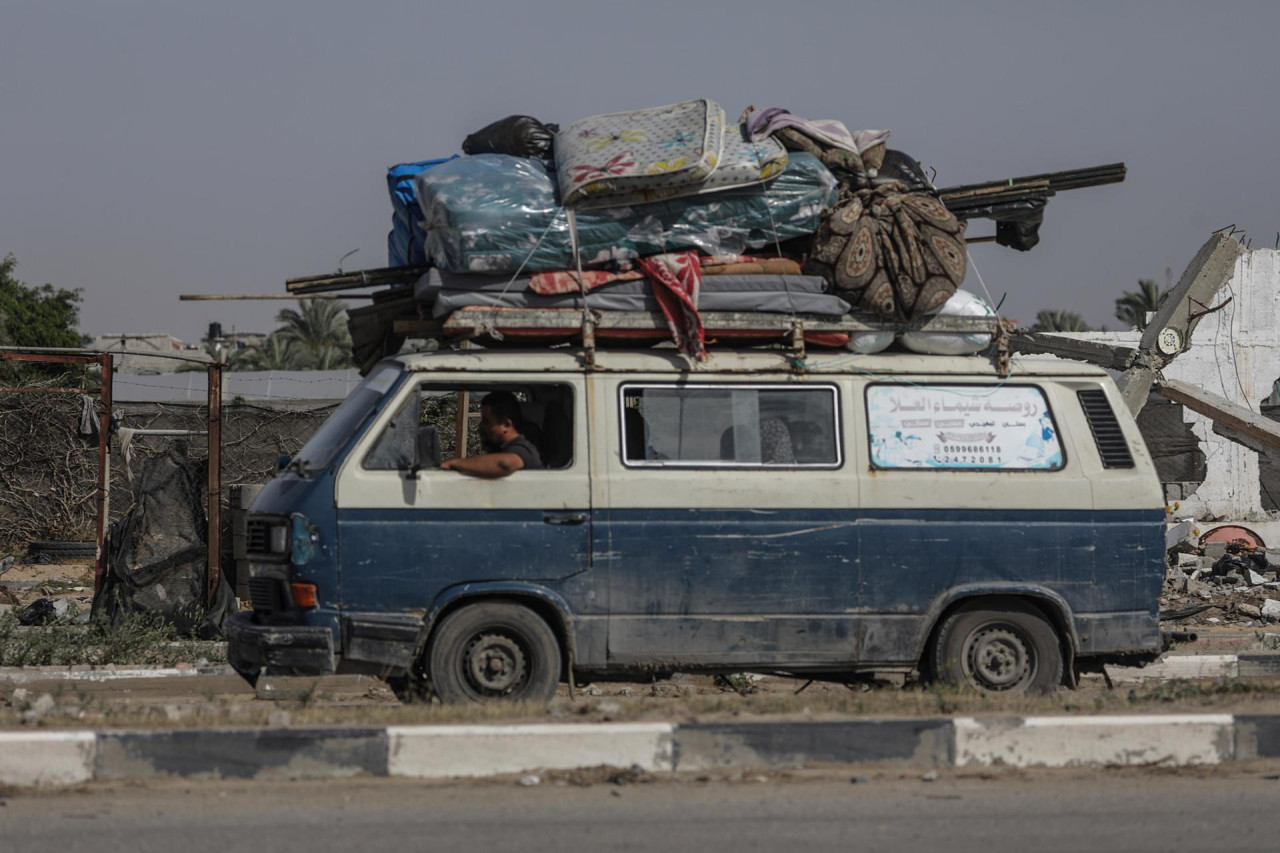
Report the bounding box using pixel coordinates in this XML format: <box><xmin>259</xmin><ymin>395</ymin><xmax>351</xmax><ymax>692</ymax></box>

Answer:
<box><xmin>203</xmin><ymin>322</ymin><xmax>267</xmax><ymax>361</ymax></box>
<box><xmin>93</xmin><ymin>333</ymin><xmax>205</xmax><ymax>374</ymax></box>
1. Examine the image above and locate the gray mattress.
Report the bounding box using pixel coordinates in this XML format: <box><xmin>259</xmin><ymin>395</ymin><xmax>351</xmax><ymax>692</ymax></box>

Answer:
<box><xmin>415</xmin><ymin>269</ymin><xmax>851</xmax><ymax>319</ymax></box>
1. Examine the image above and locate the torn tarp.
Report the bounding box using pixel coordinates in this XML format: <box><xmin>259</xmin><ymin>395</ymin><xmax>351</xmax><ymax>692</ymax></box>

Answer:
<box><xmin>92</xmin><ymin>443</ymin><xmax>233</xmax><ymax>637</ymax></box>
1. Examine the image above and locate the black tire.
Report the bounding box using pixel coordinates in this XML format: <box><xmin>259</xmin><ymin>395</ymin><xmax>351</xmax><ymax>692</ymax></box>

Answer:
<box><xmin>427</xmin><ymin>602</ymin><xmax>561</xmax><ymax>704</ymax></box>
<box><xmin>27</xmin><ymin>540</ymin><xmax>96</xmax><ymax>557</ymax></box>
<box><xmin>929</xmin><ymin>597</ymin><xmax>1064</xmax><ymax>694</ymax></box>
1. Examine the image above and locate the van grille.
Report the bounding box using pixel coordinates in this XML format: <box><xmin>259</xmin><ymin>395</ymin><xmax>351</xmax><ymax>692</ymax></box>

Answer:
<box><xmin>245</xmin><ymin>519</ymin><xmax>272</xmax><ymax>555</ymax></box>
<box><xmin>1078</xmin><ymin>390</ymin><xmax>1135</xmax><ymax>468</ymax></box>
<box><xmin>249</xmin><ymin>577</ymin><xmax>284</xmax><ymax>613</ymax></box>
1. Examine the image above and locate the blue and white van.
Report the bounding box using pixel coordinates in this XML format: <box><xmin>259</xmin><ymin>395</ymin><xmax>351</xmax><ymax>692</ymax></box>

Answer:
<box><xmin>227</xmin><ymin>348</ymin><xmax>1165</xmax><ymax>700</ymax></box>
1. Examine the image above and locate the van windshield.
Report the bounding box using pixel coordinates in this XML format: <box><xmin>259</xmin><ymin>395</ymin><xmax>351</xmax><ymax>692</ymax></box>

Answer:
<box><xmin>289</xmin><ymin>364</ymin><xmax>404</xmax><ymax>476</ymax></box>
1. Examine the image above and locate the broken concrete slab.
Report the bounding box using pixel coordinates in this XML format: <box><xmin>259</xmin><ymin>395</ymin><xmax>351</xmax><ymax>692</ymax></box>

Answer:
<box><xmin>1204</xmin><ymin>542</ymin><xmax>1230</xmax><ymax>560</ymax></box>
<box><xmin>1115</xmin><ymin>233</ymin><xmax>1247</xmax><ymax>416</ymax></box>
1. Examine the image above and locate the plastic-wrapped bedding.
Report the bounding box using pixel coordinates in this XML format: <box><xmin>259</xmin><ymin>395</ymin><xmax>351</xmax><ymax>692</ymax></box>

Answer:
<box><xmin>415</xmin><ymin>269</ymin><xmax>851</xmax><ymax>319</ymax></box>
<box><xmin>415</xmin><ymin>153</ymin><xmax>837</xmax><ymax>274</ymax></box>
<box><xmin>386</xmin><ymin>156</ymin><xmax>460</xmax><ymax>266</ymax></box>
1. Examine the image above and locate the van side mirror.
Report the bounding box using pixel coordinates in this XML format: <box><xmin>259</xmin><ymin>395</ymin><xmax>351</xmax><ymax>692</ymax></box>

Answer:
<box><xmin>275</xmin><ymin>454</ymin><xmax>292</xmax><ymax>474</ymax></box>
<box><xmin>409</xmin><ymin>425</ymin><xmax>441</xmax><ymax>478</ymax></box>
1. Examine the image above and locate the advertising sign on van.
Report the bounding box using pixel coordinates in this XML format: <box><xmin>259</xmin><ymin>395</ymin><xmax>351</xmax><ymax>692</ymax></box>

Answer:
<box><xmin>866</xmin><ymin>384</ymin><xmax>1064</xmax><ymax>470</ymax></box>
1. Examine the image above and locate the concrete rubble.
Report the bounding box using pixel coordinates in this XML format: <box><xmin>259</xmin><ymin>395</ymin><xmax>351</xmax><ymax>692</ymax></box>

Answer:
<box><xmin>1162</xmin><ymin>527</ymin><xmax>1280</xmax><ymax>626</ymax></box>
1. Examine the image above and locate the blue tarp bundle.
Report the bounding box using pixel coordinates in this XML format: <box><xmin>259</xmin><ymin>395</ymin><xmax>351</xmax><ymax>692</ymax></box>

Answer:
<box><xmin>411</xmin><ymin>152</ymin><xmax>837</xmax><ymax>275</ymax></box>
<box><xmin>386</xmin><ymin>156</ymin><xmax>459</xmax><ymax>266</ymax></box>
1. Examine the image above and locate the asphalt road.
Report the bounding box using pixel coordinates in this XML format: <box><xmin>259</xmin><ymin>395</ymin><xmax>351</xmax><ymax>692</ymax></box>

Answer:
<box><xmin>4</xmin><ymin>767</ymin><xmax>1279</xmax><ymax>853</ymax></box>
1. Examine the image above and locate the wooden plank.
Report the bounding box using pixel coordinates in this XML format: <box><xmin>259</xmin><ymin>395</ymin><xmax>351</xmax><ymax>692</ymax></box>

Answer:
<box><xmin>1008</xmin><ymin>333</ymin><xmax>1137</xmax><ymax>371</ymax></box>
<box><xmin>1156</xmin><ymin>379</ymin><xmax>1280</xmax><ymax>452</ymax></box>
<box><xmin>286</xmin><ymin>264</ymin><xmax>430</xmax><ymax>294</ymax></box>
<box><xmin>180</xmin><ymin>293</ymin><xmax>372</xmax><ymax>300</ymax></box>
<box><xmin>392</xmin><ymin>319</ymin><xmax>446</xmax><ymax>335</ymax></box>
<box><xmin>938</xmin><ymin>163</ymin><xmax>1125</xmax><ymax>201</ymax></box>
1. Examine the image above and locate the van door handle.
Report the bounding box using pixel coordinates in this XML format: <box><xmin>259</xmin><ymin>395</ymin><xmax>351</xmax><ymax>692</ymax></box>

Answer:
<box><xmin>544</xmin><ymin>512</ymin><xmax>588</xmax><ymax>526</ymax></box>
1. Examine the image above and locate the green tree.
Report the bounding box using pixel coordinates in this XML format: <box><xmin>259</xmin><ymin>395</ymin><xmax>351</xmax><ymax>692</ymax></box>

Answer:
<box><xmin>0</xmin><ymin>253</ymin><xmax>90</xmax><ymax>348</ymax></box>
<box><xmin>1030</xmin><ymin>310</ymin><xmax>1092</xmax><ymax>333</ymax></box>
<box><xmin>238</xmin><ymin>333</ymin><xmax>306</xmax><ymax>371</ymax></box>
<box><xmin>1114</xmin><ymin>279</ymin><xmax>1167</xmax><ymax>331</ymax></box>
<box><xmin>273</xmin><ymin>299</ymin><xmax>354</xmax><ymax>369</ymax></box>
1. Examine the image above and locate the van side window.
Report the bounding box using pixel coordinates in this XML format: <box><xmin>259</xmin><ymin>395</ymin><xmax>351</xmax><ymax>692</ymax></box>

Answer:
<box><xmin>621</xmin><ymin>384</ymin><xmax>840</xmax><ymax>468</ymax></box>
<box><xmin>866</xmin><ymin>384</ymin><xmax>1064</xmax><ymax>470</ymax></box>
<box><xmin>364</xmin><ymin>384</ymin><xmax>574</xmax><ymax>471</ymax></box>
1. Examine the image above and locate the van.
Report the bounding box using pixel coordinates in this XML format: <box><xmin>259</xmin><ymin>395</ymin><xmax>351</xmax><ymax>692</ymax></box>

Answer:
<box><xmin>226</xmin><ymin>348</ymin><xmax>1165</xmax><ymax>700</ymax></box>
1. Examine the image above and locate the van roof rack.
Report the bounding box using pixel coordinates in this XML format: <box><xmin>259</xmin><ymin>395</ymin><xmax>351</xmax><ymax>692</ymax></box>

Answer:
<box><xmin>389</xmin><ymin>307</ymin><xmax>1009</xmax><ymax>375</ymax></box>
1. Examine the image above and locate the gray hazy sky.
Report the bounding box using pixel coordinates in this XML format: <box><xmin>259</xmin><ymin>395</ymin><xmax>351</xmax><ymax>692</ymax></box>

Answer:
<box><xmin>2</xmin><ymin>0</ymin><xmax>1277</xmax><ymax>342</ymax></box>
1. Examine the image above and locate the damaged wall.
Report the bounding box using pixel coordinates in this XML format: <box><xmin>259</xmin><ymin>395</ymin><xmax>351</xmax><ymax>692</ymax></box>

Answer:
<box><xmin>1030</xmin><ymin>249</ymin><xmax>1280</xmax><ymax>520</ymax></box>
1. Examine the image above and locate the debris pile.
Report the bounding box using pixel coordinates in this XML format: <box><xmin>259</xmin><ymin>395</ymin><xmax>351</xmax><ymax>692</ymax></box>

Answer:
<box><xmin>1162</xmin><ymin>530</ymin><xmax>1280</xmax><ymax>626</ymax></box>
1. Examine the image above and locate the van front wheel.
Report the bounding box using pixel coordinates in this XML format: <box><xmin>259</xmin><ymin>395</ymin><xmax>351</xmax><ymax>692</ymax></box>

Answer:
<box><xmin>428</xmin><ymin>602</ymin><xmax>561</xmax><ymax>704</ymax></box>
<box><xmin>930</xmin><ymin>598</ymin><xmax>1063</xmax><ymax>694</ymax></box>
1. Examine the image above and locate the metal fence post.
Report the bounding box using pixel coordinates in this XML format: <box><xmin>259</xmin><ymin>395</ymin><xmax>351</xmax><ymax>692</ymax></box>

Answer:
<box><xmin>95</xmin><ymin>352</ymin><xmax>113</xmax><ymax>594</ymax></box>
<box><xmin>206</xmin><ymin>362</ymin><xmax>222</xmax><ymax>605</ymax></box>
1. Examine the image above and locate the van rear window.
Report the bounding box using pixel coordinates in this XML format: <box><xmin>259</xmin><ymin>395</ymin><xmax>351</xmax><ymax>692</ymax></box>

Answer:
<box><xmin>621</xmin><ymin>384</ymin><xmax>840</xmax><ymax>468</ymax></box>
<box><xmin>866</xmin><ymin>384</ymin><xmax>1064</xmax><ymax>471</ymax></box>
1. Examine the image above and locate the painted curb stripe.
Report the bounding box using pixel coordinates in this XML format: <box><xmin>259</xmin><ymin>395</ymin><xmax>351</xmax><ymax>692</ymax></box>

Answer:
<box><xmin>954</xmin><ymin>715</ymin><xmax>1235</xmax><ymax>767</ymax></box>
<box><xmin>1233</xmin><ymin>715</ymin><xmax>1280</xmax><ymax>759</ymax></box>
<box><xmin>670</xmin><ymin>719</ymin><xmax>952</xmax><ymax>770</ymax></box>
<box><xmin>0</xmin><ymin>731</ymin><xmax>96</xmax><ymax>787</ymax></box>
<box><xmin>387</xmin><ymin>723</ymin><xmax>676</xmax><ymax>779</ymax></box>
<box><xmin>93</xmin><ymin>728</ymin><xmax>388</xmax><ymax>781</ymax></box>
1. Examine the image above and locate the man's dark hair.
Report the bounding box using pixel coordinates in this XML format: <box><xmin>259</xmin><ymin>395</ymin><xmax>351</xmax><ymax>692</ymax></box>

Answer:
<box><xmin>481</xmin><ymin>391</ymin><xmax>523</xmax><ymax>430</ymax></box>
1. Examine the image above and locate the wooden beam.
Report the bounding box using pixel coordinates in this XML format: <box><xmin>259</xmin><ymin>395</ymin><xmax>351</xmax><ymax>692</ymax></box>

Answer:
<box><xmin>1156</xmin><ymin>379</ymin><xmax>1280</xmax><ymax>452</ymax></box>
<box><xmin>180</xmin><ymin>294</ymin><xmax>372</xmax><ymax>300</ymax></box>
<box><xmin>392</xmin><ymin>319</ymin><xmax>446</xmax><ymax>335</ymax></box>
<box><xmin>286</xmin><ymin>265</ymin><xmax>430</xmax><ymax>294</ymax></box>
<box><xmin>1008</xmin><ymin>333</ymin><xmax>1137</xmax><ymax>371</ymax></box>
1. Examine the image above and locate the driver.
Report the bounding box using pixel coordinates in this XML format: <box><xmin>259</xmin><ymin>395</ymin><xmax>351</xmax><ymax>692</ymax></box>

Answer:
<box><xmin>440</xmin><ymin>391</ymin><xmax>543</xmax><ymax>478</ymax></box>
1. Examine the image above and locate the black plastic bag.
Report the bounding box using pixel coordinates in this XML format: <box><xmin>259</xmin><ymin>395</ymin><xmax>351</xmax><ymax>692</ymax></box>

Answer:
<box><xmin>462</xmin><ymin>115</ymin><xmax>559</xmax><ymax>159</ymax></box>
<box><xmin>875</xmin><ymin>149</ymin><xmax>932</xmax><ymax>191</ymax></box>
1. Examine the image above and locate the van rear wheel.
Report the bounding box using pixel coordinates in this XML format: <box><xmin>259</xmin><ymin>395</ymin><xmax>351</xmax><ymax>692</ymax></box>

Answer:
<box><xmin>427</xmin><ymin>602</ymin><xmax>561</xmax><ymax>704</ymax></box>
<box><xmin>930</xmin><ymin>598</ymin><xmax>1063</xmax><ymax>694</ymax></box>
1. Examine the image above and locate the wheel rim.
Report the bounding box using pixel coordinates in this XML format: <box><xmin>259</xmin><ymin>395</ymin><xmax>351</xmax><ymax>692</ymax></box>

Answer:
<box><xmin>962</xmin><ymin>624</ymin><xmax>1034</xmax><ymax>691</ymax></box>
<box><xmin>461</xmin><ymin>631</ymin><xmax>530</xmax><ymax>698</ymax></box>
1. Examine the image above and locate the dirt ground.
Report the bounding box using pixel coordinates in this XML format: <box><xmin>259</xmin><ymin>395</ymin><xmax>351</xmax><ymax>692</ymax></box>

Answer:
<box><xmin>0</xmin><ymin>556</ymin><xmax>95</xmax><ymax>618</ymax></box>
<box><xmin>4</xmin><ymin>666</ymin><xmax>1280</xmax><ymax>732</ymax></box>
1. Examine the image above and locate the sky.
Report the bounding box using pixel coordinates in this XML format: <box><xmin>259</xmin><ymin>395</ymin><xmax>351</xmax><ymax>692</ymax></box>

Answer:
<box><xmin>2</xmin><ymin>0</ymin><xmax>1278</xmax><ymax>343</ymax></box>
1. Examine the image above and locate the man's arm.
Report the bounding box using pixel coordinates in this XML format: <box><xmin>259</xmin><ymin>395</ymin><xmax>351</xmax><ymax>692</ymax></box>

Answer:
<box><xmin>440</xmin><ymin>452</ymin><xmax>525</xmax><ymax>478</ymax></box>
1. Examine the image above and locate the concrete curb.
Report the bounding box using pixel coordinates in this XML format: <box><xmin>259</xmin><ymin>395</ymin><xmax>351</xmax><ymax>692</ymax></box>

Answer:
<box><xmin>5</xmin><ymin>714</ymin><xmax>1280</xmax><ymax>788</ymax></box>
<box><xmin>0</xmin><ymin>665</ymin><xmax>232</xmax><ymax>684</ymax></box>
<box><xmin>1106</xmin><ymin>652</ymin><xmax>1280</xmax><ymax>682</ymax></box>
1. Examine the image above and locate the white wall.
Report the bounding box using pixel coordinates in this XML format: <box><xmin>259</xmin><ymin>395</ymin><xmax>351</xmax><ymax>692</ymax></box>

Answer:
<box><xmin>1025</xmin><ymin>249</ymin><xmax>1280</xmax><ymax>520</ymax></box>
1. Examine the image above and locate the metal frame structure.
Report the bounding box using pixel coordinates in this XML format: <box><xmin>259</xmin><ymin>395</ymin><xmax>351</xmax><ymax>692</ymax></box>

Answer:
<box><xmin>0</xmin><ymin>348</ymin><xmax>223</xmax><ymax>604</ymax></box>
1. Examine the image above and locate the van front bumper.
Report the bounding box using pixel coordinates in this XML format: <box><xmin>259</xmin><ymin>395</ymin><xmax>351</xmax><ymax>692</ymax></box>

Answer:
<box><xmin>226</xmin><ymin>612</ymin><xmax>336</xmax><ymax>678</ymax></box>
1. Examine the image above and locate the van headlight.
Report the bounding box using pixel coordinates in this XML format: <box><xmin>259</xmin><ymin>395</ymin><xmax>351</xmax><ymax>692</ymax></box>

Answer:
<box><xmin>268</xmin><ymin>525</ymin><xmax>289</xmax><ymax>554</ymax></box>
<box><xmin>290</xmin><ymin>513</ymin><xmax>319</xmax><ymax>566</ymax></box>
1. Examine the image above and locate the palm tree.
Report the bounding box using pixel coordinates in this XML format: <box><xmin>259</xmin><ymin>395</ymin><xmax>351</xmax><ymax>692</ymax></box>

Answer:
<box><xmin>1030</xmin><ymin>310</ymin><xmax>1092</xmax><ymax>333</ymax></box>
<box><xmin>239</xmin><ymin>333</ymin><xmax>307</xmax><ymax>371</ymax></box>
<box><xmin>1114</xmin><ymin>279</ymin><xmax>1166</xmax><ymax>330</ymax></box>
<box><xmin>274</xmin><ymin>299</ymin><xmax>354</xmax><ymax>368</ymax></box>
